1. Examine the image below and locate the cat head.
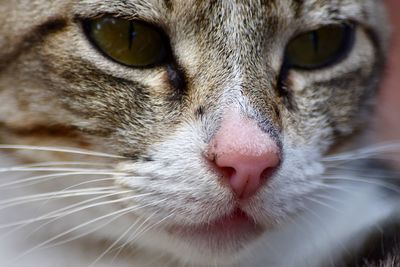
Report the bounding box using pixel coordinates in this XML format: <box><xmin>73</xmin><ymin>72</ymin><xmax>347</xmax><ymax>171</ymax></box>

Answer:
<box><xmin>0</xmin><ymin>0</ymin><xmax>389</xmax><ymax>265</ymax></box>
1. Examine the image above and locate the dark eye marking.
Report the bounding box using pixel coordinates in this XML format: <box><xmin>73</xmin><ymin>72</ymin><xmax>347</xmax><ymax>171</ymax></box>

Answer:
<box><xmin>195</xmin><ymin>106</ymin><xmax>205</xmax><ymax>118</ymax></box>
<box><xmin>167</xmin><ymin>64</ymin><xmax>187</xmax><ymax>98</ymax></box>
<box><xmin>142</xmin><ymin>156</ymin><xmax>155</xmax><ymax>162</ymax></box>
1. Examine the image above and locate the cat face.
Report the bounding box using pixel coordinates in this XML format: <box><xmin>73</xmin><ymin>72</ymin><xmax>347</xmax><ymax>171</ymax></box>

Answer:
<box><xmin>0</xmin><ymin>0</ymin><xmax>389</xmax><ymax>265</ymax></box>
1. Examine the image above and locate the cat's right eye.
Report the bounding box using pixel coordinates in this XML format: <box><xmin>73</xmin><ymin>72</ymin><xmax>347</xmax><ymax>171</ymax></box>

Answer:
<box><xmin>83</xmin><ymin>16</ymin><xmax>168</xmax><ymax>67</ymax></box>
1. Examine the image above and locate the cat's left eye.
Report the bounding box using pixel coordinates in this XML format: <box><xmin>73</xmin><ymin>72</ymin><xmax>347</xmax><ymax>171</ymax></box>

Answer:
<box><xmin>83</xmin><ymin>16</ymin><xmax>168</xmax><ymax>67</ymax></box>
<box><xmin>284</xmin><ymin>24</ymin><xmax>355</xmax><ymax>70</ymax></box>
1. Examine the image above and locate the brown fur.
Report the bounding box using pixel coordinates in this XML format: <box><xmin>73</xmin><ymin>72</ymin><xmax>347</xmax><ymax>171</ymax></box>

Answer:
<box><xmin>0</xmin><ymin>1</ymin><xmax>396</xmax><ymax>266</ymax></box>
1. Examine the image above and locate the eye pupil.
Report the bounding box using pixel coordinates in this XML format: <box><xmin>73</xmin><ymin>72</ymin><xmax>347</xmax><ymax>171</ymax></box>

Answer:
<box><xmin>284</xmin><ymin>24</ymin><xmax>355</xmax><ymax>70</ymax></box>
<box><xmin>128</xmin><ymin>22</ymin><xmax>135</xmax><ymax>50</ymax></box>
<box><xmin>310</xmin><ymin>31</ymin><xmax>319</xmax><ymax>52</ymax></box>
<box><xmin>84</xmin><ymin>17</ymin><xmax>168</xmax><ymax>67</ymax></box>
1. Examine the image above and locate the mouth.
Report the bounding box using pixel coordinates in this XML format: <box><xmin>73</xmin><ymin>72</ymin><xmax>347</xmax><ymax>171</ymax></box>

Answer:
<box><xmin>167</xmin><ymin>208</ymin><xmax>264</xmax><ymax>247</ymax></box>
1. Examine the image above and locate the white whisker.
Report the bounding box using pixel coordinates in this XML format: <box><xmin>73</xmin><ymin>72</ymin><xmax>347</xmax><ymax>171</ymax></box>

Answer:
<box><xmin>11</xmin><ymin>198</ymin><xmax>167</xmax><ymax>262</ymax></box>
<box><xmin>304</xmin><ymin>196</ymin><xmax>343</xmax><ymax>214</ymax></box>
<box><xmin>0</xmin><ymin>191</ymin><xmax>132</xmax><ymax>231</ymax></box>
<box><xmin>115</xmin><ymin>207</ymin><xmax>176</xmax><ymax>253</ymax></box>
<box><xmin>89</xmin><ymin>218</ymin><xmax>146</xmax><ymax>267</ymax></box>
<box><xmin>94</xmin><ymin>210</ymin><xmax>161</xmax><ymax>267</ymax></box>
<box><xmin>323</xmin><ymin>176</ymin><xmax>400</xmax><ymax>194</ymax></box>
<box><xmin>322</xmin><ymin>142</ymin><xmax>400</xmax><ymax>162</ymax></box>
<box><xmin>114</xmin><ymin>211</ymin><xmax>163</xmax><ymax>257</ymax></box>
<box><xmin>41</xmin><ymin>178</ymin><xmax>118</xmax><ymax>206</ymax></box>
<box><xmin>0</xmin><ymin>172</ymin><xmax>120</xmax><ymax>188</ymax></box>
<box><xmin>0</xmin><ymin>145</ymin><xmax>125</xmax><ymax>158</ymax></box>
<box><xmin>307</xmin><ymin>181</ymin><xmax>355</xmax><ymax>195</ymax></box>
<box><xmin>311</xmin><ymin>193</ymin><xmax>347</xmax><ymax>207</ymax></box>
<box><xmin>324</xmin><ymin>166</ymin><xmax>400</xmax><ymax>179</ymax></box>
<box><xmin>29</xmin><ymin>194</ymin><xmax>153</xmax><ymax>241</ymax></box>
<box><xmin>57</xmin><ymin>178</ymin><xmax>116</xmax><ymax>191</ymax></box>
<box><xmin>0</xmin><ymin>167</ymin><xmax>121</xmax><ymax>173</ymax></box>
<box><xmin>0</xmin><ymin>187</ymin><xmax>119</xmax><ymax>210</ymax></box>
<box><xmin>42</xmin><ymin>209</ymin><xmax>134</xmax><ymax>249</ymax></box>
<box><xmin>43</xmin><ymin>198</ymin><xmax>166</xmax><ymax>250</ymax></box>
<box><xmin>0</xmin><ymin>161</ymin><xmax>115</xmax><ymax>169</ymax></box>
<box><xmin>10</xmin><ymin>205</ymin><xmax>141</xmax><ymax>263</ymax></box>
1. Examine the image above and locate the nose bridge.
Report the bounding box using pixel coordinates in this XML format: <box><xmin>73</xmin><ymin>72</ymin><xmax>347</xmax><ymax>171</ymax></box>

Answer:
<box><xmin>220</xmin><ymin>23</ymin><xmax>281</xmax><ymax>126</ymax></box>
<box><xmin>186</xmin><ymin>1</ymin><xmax>281</xmax><ymax>129</ymax></box>
<box><xmin>215</xmin><ymin>53</ymin><xmax>281</xmax><ymax>133</ymax></box>
<box><xmin>241</xmin><ymin>64</ymin><xmax>281</xmax><ymax>126</ymax></box>
<box><xmin>192</xmin><ymin>52</ymin><xmax>281</xmax><ymax>137</ymax></box>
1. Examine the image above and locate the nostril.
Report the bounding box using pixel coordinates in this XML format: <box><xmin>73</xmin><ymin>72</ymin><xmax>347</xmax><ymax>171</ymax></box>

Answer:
<box><xmin>260</xmin><ymin>166</ymin><xmax>277</xmax><ymax>180</ymax></box>
<box><xmin>219</xmin><ymin>166</ymin><xmax>236</xmax><ymax>181</ymax></box>
<box><xmin>205</xmin><ymin>156</ymin><xmax>235</xmax><ymax>180</ymax></box>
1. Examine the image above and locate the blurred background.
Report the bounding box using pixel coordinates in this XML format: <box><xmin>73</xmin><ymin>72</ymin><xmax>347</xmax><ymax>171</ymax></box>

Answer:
<box><xmin>377</xmin><ymin>0</ymin><xmax>400</xmax><ymax>144</ymax></box>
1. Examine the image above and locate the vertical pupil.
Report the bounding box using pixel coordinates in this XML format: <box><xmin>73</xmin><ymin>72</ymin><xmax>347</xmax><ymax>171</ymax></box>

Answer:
<box><xmin>310</xmin><ymin>31</ymin><xmax>319</xmax><ymax>53</ymax></box>
<box><xmin>128</xmin><ymin>21</ymin><xmax>135</xmax><ymax>50</ymax></box>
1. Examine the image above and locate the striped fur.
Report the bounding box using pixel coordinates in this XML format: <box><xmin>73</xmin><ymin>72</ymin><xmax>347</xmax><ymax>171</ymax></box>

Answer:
<box><xmin>0</xmin><ymin>1</ymin><xmax>397</xmax><ymax>266</ymax></box>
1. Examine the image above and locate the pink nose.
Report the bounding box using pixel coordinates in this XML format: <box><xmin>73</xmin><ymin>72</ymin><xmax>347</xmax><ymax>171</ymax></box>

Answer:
<box><xmin>207</xmin><ymin>109</ymin><xmax>280</xmax><ymax>199</ymax></box>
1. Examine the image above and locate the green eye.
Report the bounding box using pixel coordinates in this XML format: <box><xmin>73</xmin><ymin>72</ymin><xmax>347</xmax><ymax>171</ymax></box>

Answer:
<box><xmin>284</xmin><ymin>24</ymin><xmax>355</xmax><ymax>70</ymax></box>
<box><xmin>84</xmin><ymin>17</ymin><xmax>168</xmax><ymax>67</ymax></box>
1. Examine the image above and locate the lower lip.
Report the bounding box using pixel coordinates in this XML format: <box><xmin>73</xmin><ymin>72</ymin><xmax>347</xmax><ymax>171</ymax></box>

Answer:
<box><xmin>209</xmin><ymin>209</ymin><xmax>254</xmax><ymax>228</ymax></box>
<box><xmin>167</xmin><ymin>209</ymin><xmax>263</xmax><ymax>240</ymax></box>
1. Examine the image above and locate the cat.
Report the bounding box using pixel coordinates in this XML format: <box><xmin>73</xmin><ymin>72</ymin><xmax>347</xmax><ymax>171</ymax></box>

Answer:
<box><xmin>0</xmin><ymin>0</ymin><xmax>399</xmax><ymax>266</ymax></box>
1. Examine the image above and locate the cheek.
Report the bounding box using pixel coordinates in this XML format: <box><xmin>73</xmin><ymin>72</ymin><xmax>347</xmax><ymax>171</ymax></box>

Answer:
<box><xmin>37</xmin><ymin>48</ymin><xmax>184</xmax><ymax>156</ymax></box>
<box><xmin>284</xmin><ymin>68</ymin><xmax>379</xmax><ymax>143</ymax></box>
